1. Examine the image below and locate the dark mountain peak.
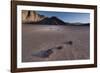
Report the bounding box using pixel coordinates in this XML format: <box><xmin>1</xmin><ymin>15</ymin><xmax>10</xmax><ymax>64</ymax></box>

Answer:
<box><xmin>51</xmin><ymin>16</ymin><xmax>58</xmax><ymax>19</ymax></box>
<box><xmin>50</xmin><ymin>16</ymin><xmax>62</xmax><ymax>21</ymax></box>
<box><xmin>39</xmin><ymin>16</ymin><xmax>66</xmax><ymax>25</ymax></box>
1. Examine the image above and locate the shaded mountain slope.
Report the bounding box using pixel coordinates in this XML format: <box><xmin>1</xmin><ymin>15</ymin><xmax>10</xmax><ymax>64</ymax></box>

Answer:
<box><xmin>37</xmin><ymin>16</ymin><xmax>66</xmax><ymax>25</ymax></box>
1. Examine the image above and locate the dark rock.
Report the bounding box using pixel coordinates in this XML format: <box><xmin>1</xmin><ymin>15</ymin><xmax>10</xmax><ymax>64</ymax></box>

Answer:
<box><xmin>63</xmin><ymin>41</ymin><xmax>73</xmax><ymax>45</ymax></box>
<box><xmin>32</xmin><ymin>49</ymin><xmax>53</xmax><ymax>58</ymax></box>
<box><xmin>55</xmin><ymin>46</ymin><xmax>63</xmax><ymax>50</ymax></box>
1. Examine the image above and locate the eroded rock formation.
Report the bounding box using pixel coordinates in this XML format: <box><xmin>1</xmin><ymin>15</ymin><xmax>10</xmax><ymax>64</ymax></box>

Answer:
<box><xmin>22</xmin><ymin>10</ymin><xmax>46</xmax><ymax>24</ymax></box>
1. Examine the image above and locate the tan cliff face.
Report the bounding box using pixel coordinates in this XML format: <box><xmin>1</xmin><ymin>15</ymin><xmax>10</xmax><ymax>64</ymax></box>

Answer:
<box><xmin>22</xmin><ymin>10</ymin><xmax>46</xmax><ymax>24</ymax></box>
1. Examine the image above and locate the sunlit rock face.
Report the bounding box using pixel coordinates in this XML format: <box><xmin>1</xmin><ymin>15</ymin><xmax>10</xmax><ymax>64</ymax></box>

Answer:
<box><xmin>22</xmin><ymin>10</ymin><xmax>46</xmax><ymax>24</ymax></box>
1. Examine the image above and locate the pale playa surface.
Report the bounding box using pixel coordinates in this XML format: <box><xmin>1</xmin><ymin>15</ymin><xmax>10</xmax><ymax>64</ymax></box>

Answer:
<box><xmin>22</xmin><ymin>25</ymin><xmax>90</xmax><ymax>62</ymax></box>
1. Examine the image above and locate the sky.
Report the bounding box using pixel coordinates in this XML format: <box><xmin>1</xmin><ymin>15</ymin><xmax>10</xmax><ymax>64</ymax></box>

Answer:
<box><xmin>37</xmin><ymin>11</ymin><xmax>90</xmax><ymax>23</ymax></box>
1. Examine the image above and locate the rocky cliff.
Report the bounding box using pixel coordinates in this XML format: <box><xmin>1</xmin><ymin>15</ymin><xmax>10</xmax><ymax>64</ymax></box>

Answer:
<box><xmin>22</xmin><ymin>10</ymin><xmax>46</xmax><ymax>24</ymax></box>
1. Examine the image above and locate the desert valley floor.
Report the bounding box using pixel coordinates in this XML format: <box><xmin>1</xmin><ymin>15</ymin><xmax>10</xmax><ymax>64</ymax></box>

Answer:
<box><xmin>22</xmin><ymin>24</ymin><xmax>90</xmax><ymax>62</ymax></box>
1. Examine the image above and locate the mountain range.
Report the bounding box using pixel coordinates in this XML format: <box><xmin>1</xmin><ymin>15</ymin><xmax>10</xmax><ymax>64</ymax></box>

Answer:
<box><xmin>22</xmin><ymin>10</ymin><xmax>89</xmax><ymax>26</ymax></box>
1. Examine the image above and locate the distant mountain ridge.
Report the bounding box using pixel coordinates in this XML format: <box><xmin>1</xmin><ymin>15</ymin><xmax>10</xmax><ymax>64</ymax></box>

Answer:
<box><xmin>22</xmin><ymin>10</ymin><xmax>89</xmax><ymax>26</ymax></box>
<box><xmin>66</xmin><ymin>23</ymin><xmax>90</xmax><ymax>26</ymax></box>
